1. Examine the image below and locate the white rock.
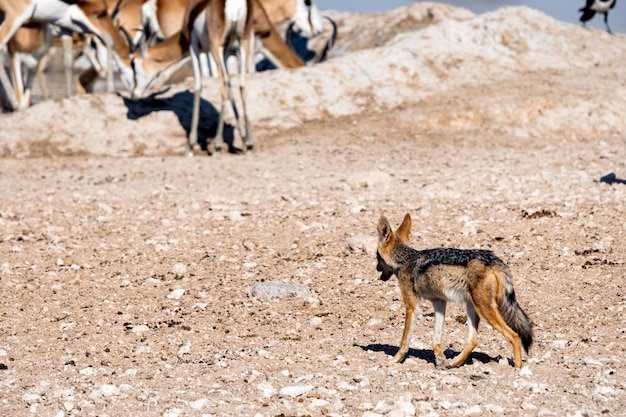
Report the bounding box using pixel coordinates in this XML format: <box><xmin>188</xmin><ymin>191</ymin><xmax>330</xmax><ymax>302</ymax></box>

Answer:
<box><xmin>22</xmin><ymin>393</ymin><xmax>41</xmax><ymax>403</ymax></box>
<box><xmin>131</xmin><ymin>324</ymin><xmax>150</xmax><ymax>334</ymax></box>
<box><xmin>464</xmin><ymin>405</ymin><xmax>482</xmax><ymax>415</ymax></box>
<box><xmin>178</xmin><ymin>342</ymin><xmax>191</xmax><ymax>356</ymax></box>
<box><xmin>163</xmin><ymin>408</ymin><xmax>182</xmax><ymax>417</ymax></box>
<box><xmin>337</xmin><ymin>380</ymin><xmax>358</xmax><ymax>391</ymax></box>
<box><xmin>521</xmin><ymin>401</ymin><xmax>537</xmax><ymax>411</ymax></box>
<box><xmin>167</xmin><ymin>288</ymin><xmax>186</xmax><ymax>299</ymax></box>
<box><xmin>440</xmin><ymin>374</ymin><xmax>464</xmax><ymax>387</ymax></box>
<box><xmin>280</xmin><ymin>385</ymin><xmax>314</xmax><ymax>398</ymax></box>
<box><xmin>309</xmin><ymin>317</ymin><xmax>323</xmax><ymax>326</ymax></box>
<box><xmin>518</xmin><ymin>366</ymin><xmax>533</xmax><ymax>376</ymax></box>
<box><xmin>257</xmin><ymin>382</ymin><xmax>276</xmax><ymax>398</ymax></box>
<box><xmin>171</xmin><ymin>263</ymin><xmax>187</xmax><ymax>277</ymax></box>
<box><xmin>414</xmin><ymin>401</ymin><xmax>434</xmax><ymax>414</ymax></box>
<box><xmin>100</xmin><ymin>384</ymin><xmax>119</xmax><ymax>397</ymax></box>
<box><xmin>309</xmin><ymin>398</ymin><xmax>330</xmax><ymax>409</ymax></box>
<box><xmin>79</xmin><ymin>367</ymin><xmax>94</xmax><ymax>375</ymax></box>
<box><xmin>189</xmin><ymin>398</ymin><xmax>209</xmax><ymax>410</ymax></box>
<box><xmin>367</xmin><ymin>319</ymin><xmax>382</xmax><ymax>326</ymax></box>
<box><xmin>374</xmin><ymin>400</ymin><xmax>394</xmax><ymax>414</ymax></box>
<box><xmin>393</xmin><ymin>399</ymin><xmax>416</xmax><ymax>416</ymax></box>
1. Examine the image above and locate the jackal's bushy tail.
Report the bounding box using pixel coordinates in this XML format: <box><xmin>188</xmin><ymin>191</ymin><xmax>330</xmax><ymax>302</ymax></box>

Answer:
<box><xmin>498</xmin><ymin>269</ymin><xmax>533</xmax><ymax>353</ymax></box>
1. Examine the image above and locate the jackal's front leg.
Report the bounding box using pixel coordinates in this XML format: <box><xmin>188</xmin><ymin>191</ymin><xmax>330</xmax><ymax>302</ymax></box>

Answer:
<box><xmin>389</xmin><ymin>305</ymin><xmax>419</xmax><ymax>363</ymax></box>
<box><xmin>389</xmin><ymin>294</ymin><xmax>420</xmax><ymax>363</ymax></box>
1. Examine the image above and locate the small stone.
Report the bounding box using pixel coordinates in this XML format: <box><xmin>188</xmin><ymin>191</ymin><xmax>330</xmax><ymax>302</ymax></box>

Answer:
<box><xmin>440</xmin><ymin>374</ymin><xmax>463</xmax><ymax>387</ymax></box>
<box><xmin>519</xmin><ymin>366</ymin><xmax>533</xmax><ymax>376</ymax></box>
<box><xmin>393</xmin><ymin>398</ymin><xmax>416</xmax><ymax>416</ymax></box>
<box><xmin>131</xmin><ymin>324</ymin><xmax>150</xmax><ymax>334</ymax></box>
<box><xmin>100</xmin><ymin>384</ymin><xmax>119</xmax><ymax>397</ymax></box>
<box><xmin>178</xmin><ymin>343</ymin><xmax>191</xmax><ymax>356</ymax></box>
<box><xmin>171</xmin><ymin>263</ymin><xmax>187</xmax><ymax>277</ymax></box>
<box><xmin>249</xmin><ymin>282</ymin><xmax>312</xmax><ymax>301</ymax></box>
<box><xmin>79</xmin><ymin>367</ymin><xmax>94</xmax><ymax>375</ymax></box>
<box><xmin>189</xmin><ymin>398</ymin><xmax>209</xmax><ymax>410</ymax></box>
<box><xmin>163</xmin><ymin>408</ymin><xmax>182</xmax><ymax>417</ymax></box>
<box><xmin>309</xmin><ymin>317</ymin><xmax>323</xmax><ymax>326</ymax></box>
<box><xmin>167</xmin><ymin>288</ymin><xmax>186</xmax><ymax>300</ymax></box>
<box><xmin>22</xmin><ymin>393</ymin><xmax>41</xmax><ymax>403</ymax></box>
<box><xmin>280</xmin><ymin>385</ymin><xmax>314</xmax><ymax>398</ymax></box>
<box><xmin>464</xmin><ymin>405</ymin><xmax>482</xmax><ymax>415</ymax></box>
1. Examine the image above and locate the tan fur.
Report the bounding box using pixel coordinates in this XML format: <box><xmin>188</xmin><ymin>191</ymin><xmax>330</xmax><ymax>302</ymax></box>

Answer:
<box><xmin>377</xmin><ymin>213</ymin><xmax>533</xmax><ymax>369</ymax></box>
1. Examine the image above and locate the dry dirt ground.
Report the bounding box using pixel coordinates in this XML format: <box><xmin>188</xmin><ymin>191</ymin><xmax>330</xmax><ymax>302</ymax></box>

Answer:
<box><xmin>1</xmin><ymin>4</ymin><xmax>626</xmax><ymax>417</ymax></box>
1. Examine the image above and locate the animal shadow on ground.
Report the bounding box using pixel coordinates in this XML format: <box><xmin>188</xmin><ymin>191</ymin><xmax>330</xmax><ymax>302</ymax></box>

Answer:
<box><xmin>355</xmin><ymin>343</ymin><xmax>503</xmax><ymax>367</ymax></box>
<box><xmin>598</xmin><ymin>172</ymin><xmax>626</xmax><ymax>185</ymax></box>
<box><xmin>121</xmin><ymin>90</ymin><xmax>241</xmax><ymax>154</ymax></box>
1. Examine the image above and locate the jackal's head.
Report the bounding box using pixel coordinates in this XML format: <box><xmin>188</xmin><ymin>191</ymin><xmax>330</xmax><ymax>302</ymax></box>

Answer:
<box><xmin>376</xmin><ymin>214</ymin><xmax>411</xmax><ymax>281</ymax></box>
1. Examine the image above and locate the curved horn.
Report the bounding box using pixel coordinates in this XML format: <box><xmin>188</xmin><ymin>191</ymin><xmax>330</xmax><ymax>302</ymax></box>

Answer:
<box><xmin>285</xmin><ymin>21</ymin><xmax>297</xmax><ymax>52</ymax></box>
<box><xmin>312</xmin><ymin>15</ymin><xmax>338</xmax><ymax>64</ymax></box>
<box><xmin>118</xmin><ymin>25</ymin><xmax>138</xmax><ymax>54</ymax></box>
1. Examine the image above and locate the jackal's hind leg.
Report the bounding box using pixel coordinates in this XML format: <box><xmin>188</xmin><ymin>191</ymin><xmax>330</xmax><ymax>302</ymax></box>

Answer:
<box><xmin>473</xmin><ymin>297</ymin><xmax>523</xmax><ymax>368</ymax></box>
<box><xmin>447</xmin><ymin>302</ymin><xmax>479</xmax><ymax>368</ymax></box>
<box><xmin>432</xmin><ymin>299</ymin><xmax>447</xmax><ymax>368</ymax></box>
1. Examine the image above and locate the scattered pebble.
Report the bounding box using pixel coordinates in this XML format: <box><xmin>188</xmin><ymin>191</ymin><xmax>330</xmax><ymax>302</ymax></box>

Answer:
<box><xmin>167</xmin><ymin>288</ymin><xmax>186</xmax><ymax>300</ymax></box>
<box><xmin>249</xmin><ymin>282</ymin><xmax>312</xmax><ymax>301</ymax></box>
<box><xmin>280</xmin><ymin>385</ymin><xmax>314</xmax><ymax>398</ymax></box>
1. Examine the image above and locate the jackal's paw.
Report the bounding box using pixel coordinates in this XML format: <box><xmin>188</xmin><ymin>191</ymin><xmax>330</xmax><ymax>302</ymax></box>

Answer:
<box><xmin>434</xmin><ymin>356</ymin><xmax>449</xmax><ymax>369</ymax></box>
<box><xmin>387</xmin><ymin>353</ymin><xmax>405</xmax><ymax>364</ymax></box>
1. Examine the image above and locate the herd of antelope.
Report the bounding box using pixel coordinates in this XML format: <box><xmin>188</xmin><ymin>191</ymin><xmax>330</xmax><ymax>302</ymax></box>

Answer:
<box><xmin>0</xmin><ymin>0</ymin><xmax>336</xmax><ymax>155</ymax></box>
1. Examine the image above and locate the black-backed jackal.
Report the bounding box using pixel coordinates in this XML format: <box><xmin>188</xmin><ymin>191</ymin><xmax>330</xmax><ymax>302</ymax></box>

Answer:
<box><xmin>376</xmin><ymin>214</ymin><xmax>533</xmax><ymax>369</ymax></box>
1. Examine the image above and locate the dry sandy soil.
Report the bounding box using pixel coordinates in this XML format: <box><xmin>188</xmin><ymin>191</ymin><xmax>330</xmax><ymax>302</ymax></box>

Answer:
<box><xmin>1</xmin><ymin>3</ymin><xmax>626</xmax><ymax>417</ymax></box>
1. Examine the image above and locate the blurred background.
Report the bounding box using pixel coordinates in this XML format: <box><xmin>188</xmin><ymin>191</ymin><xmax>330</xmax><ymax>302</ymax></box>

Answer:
<box><xmin>318</xmin><ymin>0</ymin><xmax>626</xmax><ymax>33</ymax></box>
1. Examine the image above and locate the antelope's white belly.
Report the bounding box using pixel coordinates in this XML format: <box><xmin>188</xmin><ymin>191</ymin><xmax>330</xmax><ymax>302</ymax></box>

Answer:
<box><xmin>591</xmin><ymin>0</ymin><xmax>615</xmax><ymax>12</ymax></box>
<box><xmin>225</xmin><ymin>0</ymin><xmax>247</xmax><ymax>24</ymax></box>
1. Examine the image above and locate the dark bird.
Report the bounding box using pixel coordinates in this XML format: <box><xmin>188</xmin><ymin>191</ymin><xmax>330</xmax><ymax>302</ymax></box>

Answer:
<box><xmin>579</xmin><ymin>0</ymin><xmax>617</xmax><ymax>34</ymax></box>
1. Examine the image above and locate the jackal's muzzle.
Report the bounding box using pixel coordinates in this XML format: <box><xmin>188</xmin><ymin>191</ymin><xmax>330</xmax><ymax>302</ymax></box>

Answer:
<box><xmin>376</xmin><ymin>251</ymin><xmax>394</xmax><ymax>281</ymax></box>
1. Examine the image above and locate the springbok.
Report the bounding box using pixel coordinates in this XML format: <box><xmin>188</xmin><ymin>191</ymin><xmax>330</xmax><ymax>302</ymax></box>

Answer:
<box><xmin>131</xmin><ymin>0</ymin><xmax>304</xmax><ymax>155</ymax></box>
<box><xmin>145</xmin><ymin>0</ymin><xmax>322</xmax><ymax>71</ymax></box>
<box><xmin>261</xmin><ymin>0</ymin><xmax>322</xmax><ymax>37</ymax></box>
<box><xmin>0</xmin><ymin>0</ymin><xmax>118</xmax><ymax>108</ymax></box>
<box><xmin>1</xmin><ymin>23</ymin><xmax>52</xmax><ymax>110</ymax></box>
<box><xmin>71</xmin><ymin>0</ymin><xmax>148</xmax><ymax>93</ymax></box>
<box><xmin>0</xmin><ymin>0</ymin><xmax>143</xmax><ymax>110</ymax></box>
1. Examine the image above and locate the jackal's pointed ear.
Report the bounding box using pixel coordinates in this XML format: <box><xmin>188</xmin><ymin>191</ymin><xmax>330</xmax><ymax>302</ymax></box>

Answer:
<box><xmin>377</xmin><ymin>216</ymin><xmax>393</xmax><ymax>244</ymax></box>
<box><xmin>396</xmin><ymin>213</ymin><xmax>411</xmax><ymax>244</ymax></box>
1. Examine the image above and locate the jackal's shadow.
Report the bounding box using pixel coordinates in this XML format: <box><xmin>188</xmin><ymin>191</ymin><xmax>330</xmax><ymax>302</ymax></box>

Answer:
<box><xmin>356</xmin><ymin>343</ymin><xmax>503</xmax><ymax>367</ymax></box>
<box><xmin>121</xmin><ymin>90</ymin><xmax>239</xmax><ymax>153</ymax></box>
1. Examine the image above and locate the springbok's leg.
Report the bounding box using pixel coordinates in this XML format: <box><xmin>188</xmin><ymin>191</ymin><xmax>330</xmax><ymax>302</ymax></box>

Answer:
<box><xmin>237</xmin><ymin>33</ymin><xmax>253</xmax><ymax>151</ymax></box>
<box><xmin>187</xmin><ymin>43</ymin><xmax>203</xmax><ymax>157</ymax></box>
<box><xmin>213</xmin><ymin>46</ymin><xmax>231</xmax><ymax>154</ymax></box>
<box><xmin>9</xmin><ymin>52</ymin><xmax>27</xmax><ymax>109</ymax></box>
<box><xmin>62</xmin><ymin>34</ymin><xmax>73</xmax><ymax>96</ymax></box>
